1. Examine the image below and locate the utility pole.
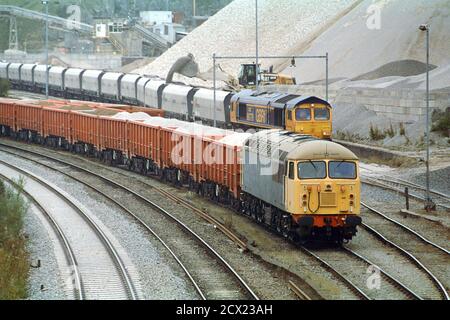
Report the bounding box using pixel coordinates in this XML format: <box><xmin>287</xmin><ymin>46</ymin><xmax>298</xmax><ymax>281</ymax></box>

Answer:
<box><xmin>42</xmin><ymin>0</ymin><xmax>49</xmax><ymax>99</ymax></box>
<box><xmin>193</xmin><ymin>0</ymin><xmax>196</xmax><ymax>17</ymax></box>
<box><xmin>213</xmin><ymin>53</ymin><xmax>216</xmax><ymax>128</ymax></box>
<box><xmin>255</xmin><ymin>0</ymin><xmax>259</xmax><ymax>93</ymax></box>
<box><xmin>419</xmin><ymin>24</ymin><xmax>435</xmax><ymax>212</ymax></box>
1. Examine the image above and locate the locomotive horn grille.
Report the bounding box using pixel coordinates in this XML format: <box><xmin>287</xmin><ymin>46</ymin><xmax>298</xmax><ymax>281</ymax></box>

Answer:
<box><xmin>320</xmin><ymin>192</ymin><xmax>336</xmax><ymax>207</ymax></box>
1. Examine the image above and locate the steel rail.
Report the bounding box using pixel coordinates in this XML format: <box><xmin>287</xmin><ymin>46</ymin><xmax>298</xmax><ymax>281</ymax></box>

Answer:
<box><xmin>0</xmin><ymin>174</ymin><xmax>84</xmax><ymax>300</ymax></box>
<box><xmin>360</xmin><ymin>221</ymin><xmax>449</xmax><ymax>300</ymax></box>
<box><xmin>362</xmin><ymin>178</ymin><xmax>450</xmax><ymax>210</ymax></box>
<box><xmin>341</xmin><ymin>246</ymin><xmax>422</xmax><ymax>300</ymax></box>
<box><xmin>288</xmin><ymin>280</ymin><xmax>312</xmax><ymax>300</ymax></box>
<box><xmin>0</xmin><ymin>144</ymin><xmax>258</xmax><ymax>300</ymax></box>
<box><xmin>0</xmin><ymin>159</ymin><xmax>138</xmax><ymax>300</ymax></box>
<box><xmin>0</xmin><ymin>147</ymin><xmax>206</xmax><ymax>300</ymax></box>
<box><xmin>361</xmin><ymin>202</ymin><xmax>450</xmax><ymax>255</ymax></box>
<box><xmin>300</xmin><ymin>246</ymin><xmax>371</xmax><ymax>300</ymax></box>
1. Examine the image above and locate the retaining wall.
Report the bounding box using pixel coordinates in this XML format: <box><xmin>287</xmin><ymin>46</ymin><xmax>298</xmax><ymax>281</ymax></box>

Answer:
<box><xmin>268</xmin><ymin>85</ymin><xmax>450</xmax><ymax>122</ymax></box>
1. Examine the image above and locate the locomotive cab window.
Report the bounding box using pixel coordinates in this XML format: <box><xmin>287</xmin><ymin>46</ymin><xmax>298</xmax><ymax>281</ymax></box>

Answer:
<box><xmin>329</xmin><ymin>161</ymin><xmax>357</xmax><ymax>179</ymax></box>
<box><xmin>314</xmin><ymin>107</ymin><xmax>330</xmax><ymax>121</ymax></box>
<box><xmin>298</xmin><ymin>161</ymin><xmax>326</xmax><ymax>179</ymax></box>
<box><xmin>287</xmin><ymin>110</ymin><xmax>292</xmax><ymax>120</ymax></box>
<box><xmin>288</xmin><ymin>161</ymin><xmax>295</xmax><ymax>180</ymax></box>
<box><xmin>295</xmin><ymin>108</ymin><xmax>311</xmax><ymax>121</ymax></box>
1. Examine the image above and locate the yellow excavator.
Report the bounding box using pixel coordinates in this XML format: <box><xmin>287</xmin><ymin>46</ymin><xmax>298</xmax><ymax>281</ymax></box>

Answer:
<box><xmin>166</xmin><ymin>55</ymin><xmax>296</xmax><ymax>89</ymax></box>
<box><xmin>238</xmin><ymin>63</ymin><xmax>296</xmax><ymax>87</ymax></box>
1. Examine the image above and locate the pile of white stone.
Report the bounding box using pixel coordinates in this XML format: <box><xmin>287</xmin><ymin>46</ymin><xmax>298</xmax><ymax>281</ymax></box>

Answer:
<box><xmin>133</xmin><ymin>0</ymin><xmax>357</xmax><ymax>87</ymax></box>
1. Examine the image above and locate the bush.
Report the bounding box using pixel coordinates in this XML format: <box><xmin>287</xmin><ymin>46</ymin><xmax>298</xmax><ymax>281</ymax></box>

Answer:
<box><xmin>385</xmin><ymin>123</ymin><xmax>395</xmax><ymax>138</ymax></box>
<box><xmin>369</xmin><ymin>124</ymin><xmax>385</xmax><ymax>140</ymax></box>
<box><xmin>399</xmin><ymin>122</ymin><xmax>406</xmax><ymax>136</ymax></box>
<box><xmin>0</xmin><ymin>179</ymin><xmax>29</xmax><ymax>300</ymax></box>
<box><xmin>431</xmin><ymin>109</ymin><xmax>450</xmax><ymax>137</ymax></box>
<box><xmin>0</xmin><ymin>79</ymin><xmax>9</xmax><ymax>97</ymax></box>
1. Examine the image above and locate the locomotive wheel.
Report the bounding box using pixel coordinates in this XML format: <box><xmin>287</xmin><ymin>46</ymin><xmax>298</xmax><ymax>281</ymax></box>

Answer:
<box><xmin>256</xmin><ymin>212</ymin><xmax>264</xmax><ymax>224</ymax></box>
<box><xmin>281</xmin><ymin>215</ymin><xmax>291</xmax><ymax>238</ymax></box>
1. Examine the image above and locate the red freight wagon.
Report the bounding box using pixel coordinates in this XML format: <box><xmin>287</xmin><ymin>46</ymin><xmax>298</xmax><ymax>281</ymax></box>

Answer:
<box><xmin>196</xmin><ymin>136</ymin><xmax>241</xmax><ymax>198</ymax></box>
<box><xmin>71</xmin><ymin>112</ymin><xmax>99</xmax><ymax>147</ymax></box>
<box><xmin>98</xmin><ymin>116</ymin><xmax>127</xmax><ymax>153</ymax></box>
<box><xmin>127</xmin><ymin>121</ymin><xmax>161</xmax><ymax>164</ymax></box>
<box><xmin>42</xmin><ymin>107</ymin><xmax>71</xmax><ymax>142</ymax></box>
<box><xmin>14</xmin><ymin>102</ymin><xmax>42</xmax><ymax>133</ymax></box>
<box><xmin>0</xmin><ymin>100</ymin><xmax>16</xmax><ymax>129</ymax></box>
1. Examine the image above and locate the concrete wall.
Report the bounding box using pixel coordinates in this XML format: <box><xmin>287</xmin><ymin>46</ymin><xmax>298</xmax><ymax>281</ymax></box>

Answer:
<box><xmin>267</xmin><ymin>85</ymin><xmax>450</xmax><ymax>122</ymax></box>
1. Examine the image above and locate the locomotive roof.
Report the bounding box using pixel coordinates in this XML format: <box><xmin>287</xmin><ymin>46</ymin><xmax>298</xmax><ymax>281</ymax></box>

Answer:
<box><xmin>288</xmin><ymin>140</ymin><xmax>358</xmax><ymax>160</ymax></box>
<box><xmin>232</xmin><ymin>90</ymin><xmax>331</xmax><ymax>109</ymax></box>
<box><xmin>246</xmin><ymin>130</ymin><xmax>357</xmax><ymax>161</ymax></box>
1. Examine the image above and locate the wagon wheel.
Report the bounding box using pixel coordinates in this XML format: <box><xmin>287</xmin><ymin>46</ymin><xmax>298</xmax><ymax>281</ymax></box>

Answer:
<box><xmin>256</xmin><ymin>211</ymin><xmax>264</xmax><ymax>224</ymax></box>
<box><xmin>281</xmin><ymin>215</ymin><xmax>291</xmax><ymax>238</ymax></box>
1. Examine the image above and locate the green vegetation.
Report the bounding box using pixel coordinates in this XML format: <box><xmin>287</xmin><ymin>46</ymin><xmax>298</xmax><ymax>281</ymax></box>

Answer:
<box><xmin>0</xmin><ymin>179</ymin><xmax>29</xmax><ymax>300</ymax></box>
<box><xmin>399</xmin><ymin>122</ymin><xmax>406</xmax><ymax>136</ymax></box>
<box><xmin>431</xmin><ymin>109</ymin><xmax>450</xmax><ymax>137</ymax></box>
<box><xmin>362</xmin><ymin>155</ymin><xmax>418</xmax><ymax>168</ymax></box>
<box><xmin>0</xmin><ymin>79</ymin><xmax>9</xmax><ymax>97</ymax></box>
<box><xmin>385</xmin><ymin>123</ymin><xmax>395</xmax><ymax>138</ymax></box>
<box><xmin>335</xmin><ymin>130</ymin><xmax>362</xmax><ymax>143</ymax></box>
<box><xmin>369</xmin><ymin>124</ymin><xmax>386</xmax><ymax>140</ymax></box>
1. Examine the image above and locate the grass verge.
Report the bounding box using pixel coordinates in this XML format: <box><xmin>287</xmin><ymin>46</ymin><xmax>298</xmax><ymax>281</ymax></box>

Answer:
<box><xmin>0</xmin><ymin>178</ymin><xmax>29</xmax><ymax>300</ymax></box>
<box><xmin>0</xmin><ymin>79</ymin><xmax>9</xmax><ymax>97</ymax></box>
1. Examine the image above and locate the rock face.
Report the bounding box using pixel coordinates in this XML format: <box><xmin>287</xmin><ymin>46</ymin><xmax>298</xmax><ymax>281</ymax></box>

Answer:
<box><xmin>133</xmin><ymin>0</ymin><xmax>358</xmax><ymax>86</ymax></box>
<box><xmin>282</xmin><ymin>0</ymin><xmax>450</xmax><ymax>88</ymax></box>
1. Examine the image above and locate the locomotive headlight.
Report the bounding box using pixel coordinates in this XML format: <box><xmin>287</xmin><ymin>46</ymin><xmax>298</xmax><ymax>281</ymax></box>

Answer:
<box><xmin>302</xmin><ymin>194</ymin><xmax>307</xmax><ymax>200</ymax></box>
<box><xmin>350</xmin><ymin>194</ymin><xmax>354</xmax><ymax>199</ymax></box>
<box><xmin>350</xmin><ymin>201</ymin><xmax>354</xmax><ymax>206</ymax></box>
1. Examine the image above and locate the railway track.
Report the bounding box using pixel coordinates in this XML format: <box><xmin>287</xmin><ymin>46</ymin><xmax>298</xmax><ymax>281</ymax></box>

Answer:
<box><xmin>288</xmin><ymin>281</ymin><xmax>312</xmax><ymax>300</ymax></box>
<box><xmin>359</xmin><ymin>204</ymin><xmax>449</xmax><ymax>300</ymax></box>
<box><xmin>2</xmin><ymin>140</ymin><xmax>447</xmax><ymax>300</ymax></box>
<box><xmin>361</xmin><ymin>172</ymin><xmax>450</xmax><ymax>210</ymax></box>
<box><xmin>0</xmin><ymin>176</ymin><xmax>84</xmax><ymax>300</ymax></box>
<box><xmin>0</xmin><ymin>160</ymin><xmax>139</xmax><ymax>300</ymax></box>
<box><xmin>0</xmin><ymin>141</ymin><xmax>381</xmax><ymax>300</ymax></box>
<box><xmin>302</xmin><ymin>245</ymin><xmax>421</xmax><ymax>300</ymax></box>
<box><xmin>0</xmin><ymin>144</ymin><xmax>259</xmax><ymax>300</ymax></box>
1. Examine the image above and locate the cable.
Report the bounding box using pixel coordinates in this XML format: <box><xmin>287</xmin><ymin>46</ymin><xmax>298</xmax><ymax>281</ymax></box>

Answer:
<box><xmin>307</xmin><ymin>190</ymin><xmax>320</xmax><ymax>214</ymax></box>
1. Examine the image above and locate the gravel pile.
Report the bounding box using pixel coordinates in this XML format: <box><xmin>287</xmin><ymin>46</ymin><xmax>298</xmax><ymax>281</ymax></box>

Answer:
<box><xmin>134</xmin><ymin>0</ymin><xmax>357</xmax><ymax>86</ymax></box>
<box><xmin>352</xmin><ymin>60</ymin><xmax>437</xmax><ymax>81</ymax></box>
<box><xmin>283</xmin><ymin>0</ymin><xmax>450</xmax><ymax>86</ymax></box>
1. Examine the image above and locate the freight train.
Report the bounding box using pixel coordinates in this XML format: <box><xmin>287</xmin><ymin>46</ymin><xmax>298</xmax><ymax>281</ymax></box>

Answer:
<box><xmin>0</xmin><ymin>99</ymin><xmax>360</xmax><ymax>243</ymax></box>
<box><xmin>0</xmin><ymin>62</ymin><xmax>332</xmax><ymax>139</ymax></box>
